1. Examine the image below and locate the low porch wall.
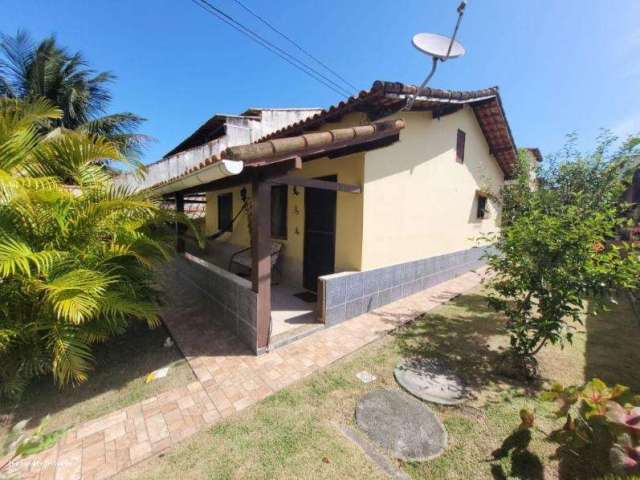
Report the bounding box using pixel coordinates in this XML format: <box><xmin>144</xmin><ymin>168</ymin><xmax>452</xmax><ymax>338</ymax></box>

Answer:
<box><xmin>175</xmin><ymin>253</ymin><xmax>258</xmax><ymax>353</ymax></box>
<box><xmin>318</xmin><ymin>245</ymin><xmax>493</xmax><ymax>326</ymax></box>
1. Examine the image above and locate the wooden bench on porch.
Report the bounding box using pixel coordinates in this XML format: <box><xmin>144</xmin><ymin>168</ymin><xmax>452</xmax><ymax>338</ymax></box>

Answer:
<box><xmin>229</xmin><ymin>241</ymin><xmax>283</xmax><ymax>281</ymax></box>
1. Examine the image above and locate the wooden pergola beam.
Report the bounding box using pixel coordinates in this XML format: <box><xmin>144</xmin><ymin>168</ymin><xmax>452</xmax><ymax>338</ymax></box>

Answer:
<box><xmin>251</xmin><ymin>176</ymin><xmax>271</xmax><ymax>351</ymax></box>
<box><xmin>240</xmin><ymin>125</ymin><xmax>404</xmax><ymax>168</ymax></box>
<box><xmin>160</xmin><ymin>124</ymin><xmax>402</xmax><ymax>199</ymax></box>
<box><xmin>250</xmin><ymin>156</ymin><xmax>302</xmax><ymax>352</ymax></box>
<box><xmin>267</xmin><ymin>175</ymin><xmax>361</xmax><ymax>193</ymax></box>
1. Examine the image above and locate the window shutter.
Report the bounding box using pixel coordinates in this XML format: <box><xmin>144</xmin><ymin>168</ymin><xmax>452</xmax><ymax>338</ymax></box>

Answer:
<box><xmin>270</xmin><ymin>185</ymin><xmax>288</xmax><ymax>239</ymax></box>
<box><xmin>217</xmin><ymin>193</ymin><xmax>233</xmax><ymax>232</ymax></box>
<box><xmin>456</xmin><ymin>129</ymin><xmax>466</xmax><ymax>163</ymax></box>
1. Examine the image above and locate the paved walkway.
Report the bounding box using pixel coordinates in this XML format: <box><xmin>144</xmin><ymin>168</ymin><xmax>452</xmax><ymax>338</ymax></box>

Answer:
<box><xmin>7</xmin><ymin>268</ymin><xmax>487</xmax><ymax>480</ymax></box>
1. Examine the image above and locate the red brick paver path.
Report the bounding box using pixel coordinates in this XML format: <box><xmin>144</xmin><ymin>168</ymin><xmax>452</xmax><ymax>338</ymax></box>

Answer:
<box><xmin>7</xmin><ymin>268</ymin><xmax>487</xmax><ymax>479</ymax></box>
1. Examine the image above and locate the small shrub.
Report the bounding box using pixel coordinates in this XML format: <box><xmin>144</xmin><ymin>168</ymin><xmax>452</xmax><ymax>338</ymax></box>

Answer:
<box><xmin>481</xmin><ymin>135</ymin><xmax>640</xmax><ymax>376</ymax></box>
<box><xmin>540</xmin><ymin>378</ymin><xmax>640</xmax><ymax>476</ymax></box>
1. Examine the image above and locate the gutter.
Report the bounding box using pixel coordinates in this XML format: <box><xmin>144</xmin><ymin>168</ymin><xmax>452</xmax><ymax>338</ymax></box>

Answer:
<box><xmin>152</xmin><ymin>159</ymin><xmax>244</xmax><ymax>196</ymax></box>
<box><xmin>385</xmin><ymin>92</ymin><xmax>497</xmax><ymax>104</ymax></box>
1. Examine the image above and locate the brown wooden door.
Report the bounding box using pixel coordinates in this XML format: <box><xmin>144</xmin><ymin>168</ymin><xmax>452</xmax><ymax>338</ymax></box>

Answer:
<box><xmin>303</xmin><ymin>175</ymin><xmax>337</xmax><ymax>292</ymax></box>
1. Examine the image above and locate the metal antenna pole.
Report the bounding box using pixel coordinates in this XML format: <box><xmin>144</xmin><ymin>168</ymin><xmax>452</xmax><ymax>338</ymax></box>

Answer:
<box><xmin>404</xmin><ymin>57</ymin><xmax>439</xmax><ymax>111</ymax></box>
<box><xmin>404</xmin><ymin>1</ymin><xmax>468</xmax><ymax>111</ymax></box>
<box><xmin>443</xmin><ymin>1</ymin><xmax>467</xmax><ymax>61</ymax></box>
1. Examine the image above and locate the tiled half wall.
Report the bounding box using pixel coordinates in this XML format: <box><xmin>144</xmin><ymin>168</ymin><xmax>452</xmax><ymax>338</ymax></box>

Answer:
<box><xmin>175</xmin><ymin>253</ymin><xmax>259</xmax><ymax>352</ymax></box>
<box><xmin>318</xmin><ymin>246</ymin><xmax>494</xmax><ymax>326</ymax></box>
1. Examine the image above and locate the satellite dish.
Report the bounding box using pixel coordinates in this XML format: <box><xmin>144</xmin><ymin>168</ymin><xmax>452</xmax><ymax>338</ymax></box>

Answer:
<box><xmin>412</xmin><ymin>33</ymin><xmax>465</xmax><ymax>60</ymax></box>
<box><xmin>403</xmin><ymin>1</ymin><xmax>468</xmax><ymax>110</ymax></box>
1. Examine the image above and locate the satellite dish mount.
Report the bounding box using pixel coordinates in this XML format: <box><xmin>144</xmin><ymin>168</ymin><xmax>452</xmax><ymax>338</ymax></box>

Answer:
<box><xmin>404</xmin><ymin>1</ymin><xmax>468</xmax><ymax>110</ymax></box>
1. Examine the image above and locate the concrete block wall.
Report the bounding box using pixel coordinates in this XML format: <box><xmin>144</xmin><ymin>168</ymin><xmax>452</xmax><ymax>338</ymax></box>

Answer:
<box><xmin>176</xmin><ymin>253</ymin><xmax>258</xmax><ymax>352</ymax></box>
<box><xmin>318</xmin><ymin>246</ymin><xmax>493</xmax><ymax>326</ymax></box>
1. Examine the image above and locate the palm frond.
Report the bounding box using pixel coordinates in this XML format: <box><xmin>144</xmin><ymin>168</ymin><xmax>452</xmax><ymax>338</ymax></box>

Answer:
<box><xmin>39</xmin><ymin>268</ymin><xmax>116</xmax><ymax>323</ymax></box>
<box><xmin>98</xmin><ymin>290</ymin><xmax>160</xmax><ymax>326</ymax></box>
<box><xmin>79</xmin><ymin>112</ymin><xmax>152</xmax><ymax>162</ymax></box>
<box><xmin>0</xmin><ymin>236</ymin><xmax>62</xmax><ymax>277</ymax></box>
<box><xmin>0</xmin><ymin>96</ymin><xmax>61</xmax><ymax>129</ymax></box>
<box><xmin>0</xmin><ymin>169</ymin><xmax>60</xmax><ymax>199</ymax></box>
<box><xmin>47</xmin><ymin>323</ymin><xmax>94</xmax><ymax>385</ymax></box>
<box><xmin>0</xmin><ymin>29</ymin><xmax>34</xmax><ymax>98</ymax></box>
<box><xmin>1</xmin><ymin>31</ymin><xmax>147</xmax><ymax>149</ymax></box>
<box><xmin>129</xmin><ymin>236</ymin><xmax>171</xmax><ymax>265</ymax></box>
<box><xmin>77</xmin><ymin>316</ymin><xmax>128</xmax><ymax>344</ymax></box>
<box><xmin>34</xmin><ymin>131</ymin><xmax>123</xmax><ymax>183</ymax></box>
<box><xmin>0</xmin><ymin>122</ymin><xmax>39</xmax><ymax>174</ymax></box>
<box><xmin>0</xmin><ymin>96</ymin><xmax>168</xmax><ymax>395</ymax></box>
<box><xmin>0</xmin><ymin>328</ymin><xmax>16</xmax><ymax>352</ymax></box>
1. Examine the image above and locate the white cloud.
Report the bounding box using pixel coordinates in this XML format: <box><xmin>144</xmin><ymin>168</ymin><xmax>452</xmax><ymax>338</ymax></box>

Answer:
<box><xmin>612</xmin><ymin>113</ymin><xmax>640</xmax><ymax>139</ymax></box>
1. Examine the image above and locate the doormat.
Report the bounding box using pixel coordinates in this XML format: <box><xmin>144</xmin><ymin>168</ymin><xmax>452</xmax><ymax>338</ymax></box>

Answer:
<box><xmin>293</xmin><ymin>291</ymin><xmax>317</xmax><ymax>303</ymax></box>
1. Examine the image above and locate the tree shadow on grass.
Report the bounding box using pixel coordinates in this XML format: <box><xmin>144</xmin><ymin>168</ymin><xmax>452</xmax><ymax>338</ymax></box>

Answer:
<box><xmin>584</xmin><ymin>295</ymin><xmax>640</xmax><ymax>393</ymax></box>
<box><xmin>392</xmin><ymin>292</ymin><xmax>540</xmax><ymax>393</ymax></box>
<box><xmin>546</xmin><ymin>428</ymin><xmax>612</xmax><ymax>480</ymax></box>
<box><xmin>389</xmin><ymin>290</ymin><xmax>640</xmax><ymax>479</ymax></box>
<box><xmin>540</xmin><ymin>295</ymin><xmax>640</xmax><ymax>480</ymax></box>
<box><xmin>490</xmin><ymin>429</ymin><xmax>545</xmax><ymax>480</ymax></box>
<box><xmin>0</xmin><ymin>320</ymin><xmax>191</xmax><ymax>444</ymax></box>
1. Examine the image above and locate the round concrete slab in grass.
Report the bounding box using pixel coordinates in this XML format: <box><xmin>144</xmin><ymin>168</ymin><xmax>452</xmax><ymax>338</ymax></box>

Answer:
<box><xmin>355</xmin><ymin>389</ymin><xmax>447</xmax><ymax>461</ymax></box>
<box><xmin>394</xmin><ymin>358</ymin><xmax>467</xmax><ymax>406</ymax></box>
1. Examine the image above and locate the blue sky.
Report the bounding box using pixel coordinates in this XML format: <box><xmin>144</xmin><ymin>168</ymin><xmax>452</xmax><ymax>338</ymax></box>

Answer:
<box><xmin>3</xmin><ymin>0</ymin><xmax>639</xmax><ymax>163</ymax></box>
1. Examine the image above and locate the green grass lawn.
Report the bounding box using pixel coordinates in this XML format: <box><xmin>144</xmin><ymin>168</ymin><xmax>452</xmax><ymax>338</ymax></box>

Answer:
<box><xmin>117</xmin><ymin>288</ymin><xmax>640</xmax><ymax>480</ymax></box>
<box><xmin>0</xmin><ymin>322</ymin><xmax>195</xmax><ymax>456</ymax></box>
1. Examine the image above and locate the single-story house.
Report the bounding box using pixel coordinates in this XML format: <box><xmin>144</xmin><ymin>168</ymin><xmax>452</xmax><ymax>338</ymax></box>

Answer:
<box><xmin>152</xmin><ymin>80</ymin><xmax>528</xmax><ymax>354</ymax></box>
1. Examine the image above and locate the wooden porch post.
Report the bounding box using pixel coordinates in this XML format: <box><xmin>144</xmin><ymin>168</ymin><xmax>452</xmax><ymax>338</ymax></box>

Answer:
<box><xmin>175</xmin><ymin>192</ymin><xmax>185</xmax><ymax>253</ymax></box>
<box><xmin>251</xmin><ymin>176</ymin><xmax>271</xmax><ymax>351</ymax></box>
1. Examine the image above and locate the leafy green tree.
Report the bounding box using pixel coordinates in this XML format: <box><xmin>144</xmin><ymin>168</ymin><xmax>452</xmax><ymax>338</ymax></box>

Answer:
<box><xmin>0</xmin><ymin>98</ymin><xmax>173</xmax><ymax>398</ymax></box>
<box><xmin>481</xmin><ymin>134</ymin><xmax>640</xmax><ymax>376</ymax></box>
<box><xmin>0</xmin><ymin>30</ymin><xmax>148</xmax><ymax>161</ymax></box>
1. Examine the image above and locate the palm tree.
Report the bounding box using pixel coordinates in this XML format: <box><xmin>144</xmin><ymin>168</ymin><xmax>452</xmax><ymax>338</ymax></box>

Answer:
<box><xmin>0</xmin><ymin>30</ymin><xmax>149</xmax><ymax>163</ymax></box>
<box><xmin>0</xmin><ymin>97</ymin><xmax>173</xmax><ymax>397</ymax></box>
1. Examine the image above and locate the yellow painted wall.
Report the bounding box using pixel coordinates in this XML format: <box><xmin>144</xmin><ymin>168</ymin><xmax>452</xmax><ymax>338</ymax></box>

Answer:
<box><xmin>205</xmin><ymin>149</ymin><xmax>364</xmax><ymax>286</ymax></box>
<box><xmin>205</xmin><ymin>186</ymin><xmax>251</xmax><ymax>244</ymax></box>
<box><xmin>205</xmin><ymin>107</ymin><xmax>505</xmax><ymax>281</ymax></box>
<box><xmin>283</xmin><ymin>153</ymin><xmax>364</xmax><ymax>284</ymax></box>
<box><xmin>360</xmin><ymin>106</ymin><xmax>505</xmax><ymax>270</ymax></box>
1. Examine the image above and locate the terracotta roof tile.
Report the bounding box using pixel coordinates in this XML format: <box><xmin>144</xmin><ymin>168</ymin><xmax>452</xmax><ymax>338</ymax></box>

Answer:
<box><xmin>222</xmin><ymin>119</ymin><xmax>404</xmax><ymax>163</ymax></box>
<box><xmin>152</xmin><ymin>80</ymin><xmax>520</xmax><ymax>193</ymax></box>
<box><xmin>257</xmin><ymin>80</ymin><xmax>518</xmax><ymax>177</ymax></box>
<box><xmin>150</xmin><ymin>119</ymin><xmax>405</xmax><ymax>193</ymax></box>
